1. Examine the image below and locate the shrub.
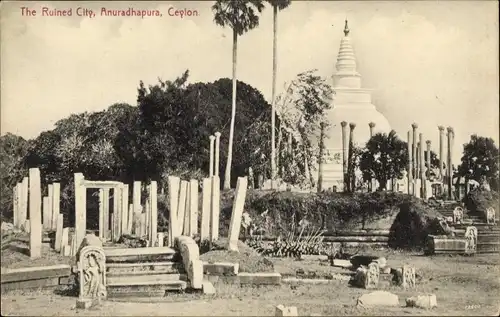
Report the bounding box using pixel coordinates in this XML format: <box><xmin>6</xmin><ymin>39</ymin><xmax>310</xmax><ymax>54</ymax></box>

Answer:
<box><xmin>462</xmin><ymin>188</ymin><xmax>499</xmax><ymax>217</ymax></box>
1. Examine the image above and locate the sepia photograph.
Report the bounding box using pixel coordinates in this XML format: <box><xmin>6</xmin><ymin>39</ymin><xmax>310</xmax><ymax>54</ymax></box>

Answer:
<box><xmin>1</xmin><ymin>0</ymin><xmax>499</xmax><ymax>315</ymax></box>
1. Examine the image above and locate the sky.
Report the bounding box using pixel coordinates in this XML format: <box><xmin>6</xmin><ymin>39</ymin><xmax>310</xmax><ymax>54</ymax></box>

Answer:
<box><xmin>1</xmin><ymin>0</ymin><xmax>498</xmax><ymax>163</ymax></box>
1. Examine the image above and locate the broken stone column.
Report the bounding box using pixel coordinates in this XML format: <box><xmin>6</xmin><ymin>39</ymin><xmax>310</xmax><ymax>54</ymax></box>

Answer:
<box><xmin>406</xmin><ymin>294</ymin><xmax>437</xmax><ymax>309</ymax></box>
<box><xmin>248</xmin><ymin>167</ymin><xmax>254</xmax><ymax>189</ymax></box>
<box><xmin>55</xmin><ymin>214</ymin><xmax>64</xmax><ymax>252</ymax></box>
<box><xmin>188</xmin><ymin>180</ymin><xmax>198</xmax><ymax>236</ymax></box>
<box><xmin>29</xmin><ymin>168</ymin><xmax>42</xmax><ymax>258</ymax></box>
<box><xmin>74</xmin><ymin>173</ymin><xmax>87</xmax><ymax>254</ymax></box>
<box><xmin>341</xmin><ymin>121</ymin><xmax>348</xmax><ymax>191</ymax></box>
<box><xmin>103</xmin><ymin>189</ymin><xmax>110</xmax><ymax>240</ymax></box>
<box><xmin>209</xmin><ymin>135</ymin><xmax>215</xmax><ymax>177</ymax></box>
<box><xmin>48</xmin><ymin>184</ymin><xmax>54</xmax><ymax>230</ymax></box>
<box><xmin>447</xmin><ymin>127</ymin><xmax>454</xmax><ymax>199</ymax></box>
<box><xmin>214</xmin><ymin>132</ymin><xmax>221</xmax><ymax>177</ymax></box>
<box><xmin>425</xmin><ymin>140</ymin><xmax>431</xmax><ymax>176</ymax></box>
<box><xmin>407</xmin><ymin>131</ymin><xmax>413</xmax><ymax>195</ymax></box>
<box><xmin>121</xmin><ymin>184</ymin><xmax>129</xmax><ymax>235</ymax></box>
<box><xmin>20</xmin><ymin>177</ymin><xmax>29</xmax><ymax>228</ymax></box>
<box><xmin>210</xmin><ymin>175</ymin><xmax>221</xmax><ymax>241</ymax></box>
<box><xmin>411</xmin><ymin>123</ymin><xmax>418</xmax><ymax>190</ymax></box>
<box><xmin>177</xmin><ymin>180</ymin><xmax>188</xmax><ymax>235</ymax></box>
<box><xmin>200</xmin><ymin>178</ymin><xmax>211</xmax><ymax>241</ymax></box>
<box><xmin>419</xmin><ymin>134</ymin><xmax>425</xmax><ymax>197</ymax></box>
<box><xmin>438</xmin><ymin>126</ymin><xmax>445</xmax><ymax>182</ymax></box>
<box><xmin>347</xmin><ymin>123</ymin><xmax>356</xmax><ymax>192</ymax></box>
<box><xmin>42</xmin><ymin>196</ymin><xmax>50</xmax><ymax>231</ymax></box>
<box><xmin>369</xmin><ymin>122</ymin><xmax>375</xmax><ymax>138</ymax></box>
<box><xmin>168</xmin><ymin>176</ymin><xmax>180</xmax><ymax>247</ymax></box>
<box><xmin>149</xmin><ymin>181</ymin><xmax>158</xmax><ymax>246</ymax></box>
<box><xmin>228</xmin><ymin>177</ymin><xmax>248</xmax><ymax>251</ymax></box>
<box><xmin>98</xmin><ymin>189</ymin><xmax>104</xmax><ymax>239</ymax></box>
<box><xmin>13</xmin><ymin>184</ymin><xmax>19</xmax><ymax>228</ymax></box>
<box><xmin>52</xmin><ymin>183</ymin><xmax>60</xmax><ymax>231</ymax></box>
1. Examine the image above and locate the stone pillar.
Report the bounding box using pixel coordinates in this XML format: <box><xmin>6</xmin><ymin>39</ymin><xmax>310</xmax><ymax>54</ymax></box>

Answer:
<box><xmin>209</xmin><ymin>135</ymin><xmax>215</xmax><ymax>177</ymax></box>
<box><xmin>29</xmin><ymin>168</ymin><xmax>42</xmax><ymax>258</ymax></box>
<box><xmin>200</xmin><ymin>178</ymin><xmax>211</xmax><ymax>241</ymax></box>
<box><xmin>426</xmin><ymin>140</ymin><xmax>431</xmax><ymax>180</ymax></box>
<box><xmin>369</xmin><ymin>122</ymin><xmax>375</xmax><ymax>138</ymax></box>
<box><xmin>150</xmin><ymin>181</ymin><xmax>158</xmax><ymax>247</ymax></box>
<box><xmin>121</xmin><ymin>184</ymin><xmax>129</xmax><ymax>235</ymax></box>
<box><xmin>407</xmin><ymin>131</ymin><xmax>413</xmax><ymax>195</ymax></box>
<box><xmin>419</xmin><ymin>133</ymin><xmax>425</xmax><ymax>198</ymax></box>
<box><xmin>214</xmin><ymin>132</ymin><xmax>221</xmax><ymax>177</ymax></box>
<box><xmin>20</xmin><ymin>177</ymin><xmax>29</xmax><ymax>225</ymax></box>
<box><xmin>341</xmin><ymin>121</ymin><xmax>348</xmax><ymax>191</ymax></box>
<box><xmin>74</xmin><ymin>173</ymin><xmax>86</xmax><ymax>252</ymax></box>
<box><xmin>228</xmin><ymin>177</ymin><xmax>248</xmax><ymax>251</ymax></box>
<box><xmin>98</xmin><ymin>189</ymin><xmax>104</xmax><ymax>239</ymax></box>
<box><xmin>317</xmin><ymin>122</ymin><xmax>326</xmax><ymax>192</ymax></box>
<box><xmin>438</xmin><ymin>126</ymin><xmax>445</xmax><ymax>182</ymax></box>
<box><xmin>52</xmin><ymin>183</ymin><xmax>60</xmax><ymax>231</ymax></box>
<box><xmin>168</xmin><ymin>176</ymin><xmax>180</xmax><ymax>247</ymax></box>
<box><xmin>55</xmin><ymin>213</ymin><xmax>63</xmax><ymax>252</ymax></box>
<box><xmin>189</xmin><ymin>179</ymin><xmax>199</xmax><ymax>236</ymax></box>
<box><xmin>348</xmin><ymin>123</ymin><xmax>356</xmax><ymax>192</ymax></box>
<box><xmin>47</xmin><ymin>184</ymin><xmax>54</xmax><ymax>230</ymax></box>
<box><xmin>113</xmin><ymin>186</ymin><xmax>122</xmax><ymax>242</ymax></box>
<box><xmin>13</xmin><ymin>184</ymin><xmax>19</xmax><ymax>228</ymax></box>
<box><xmin>42</xmin><ymin>196</ymin><xmax>50</xmax><ymax>230</ymax></box>
<box><xmin>103</xmin><ymin>189</ymin><xmax>110</xmax><ymax>240</ymax></box>
<box><xmin>210</xmin><ymin>176</ymin><xmax>221</xmax><ymax>241</ymax></box>
<box><xmin>177</xmin><ymin>181</ymin><xmax>188</xmax><ymax>235</ymax></box>
<box><xmin>447</xmin><ymin>127</ymin><xmax>454</xmax><ymax>199</ymax></box>
<box><xmin>411</xmin><ymin>123</ymin><xmax>418</xmax><ymax>184</ymax></box>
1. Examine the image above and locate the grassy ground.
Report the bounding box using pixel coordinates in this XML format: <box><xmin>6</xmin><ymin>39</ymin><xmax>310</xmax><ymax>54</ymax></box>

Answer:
<box><xmin>199</xmin><ymin>238</ymin><xmax>275</xmax><ymax>273</ymax></box>
<box><xmin>2</xmin><ymin>234</ymin><xmax>499</xmax><ymax>316</ymax></box>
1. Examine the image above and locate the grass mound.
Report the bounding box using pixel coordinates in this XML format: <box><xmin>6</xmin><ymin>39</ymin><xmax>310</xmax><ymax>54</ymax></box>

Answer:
<box><xmin>388</xmin><ymin>197</ymin><xmax>444</xmax><ymax>250</ymax></box>
<box><xmin>199</xmin><ymin>238</ymin><xmax>274</xmax><ymax>273</ymax></box>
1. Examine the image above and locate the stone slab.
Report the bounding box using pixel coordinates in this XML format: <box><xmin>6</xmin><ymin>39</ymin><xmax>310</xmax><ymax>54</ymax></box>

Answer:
<box><xmin>1</xmin><ymin>277</ymin><xmax>61</xmax><ymax>292</ymax></box>
<box><xmin>202</xmin><ymin>280</ymin><xmax>216</xmax><ymax>295</ymax></box>
<box><xmin>203</xmin><ymin>262</ymin><xmax>239</xmax><ymax>276</ymax></box>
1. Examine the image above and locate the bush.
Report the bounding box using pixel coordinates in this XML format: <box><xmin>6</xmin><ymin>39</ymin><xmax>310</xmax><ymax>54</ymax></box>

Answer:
<box><xmin>462</xmin><ymin>188</ymin><xmax>499</xmax><ymax>216</ymax></box>
<box><xmin>240</xmin><ymin>191</ymin><xmax>421</xmax><ymax>236</ymax></box>
<box><xmin>387</xmin><ymin>201</ymin><xmax>444</xmax><ymax>250</ymax></box>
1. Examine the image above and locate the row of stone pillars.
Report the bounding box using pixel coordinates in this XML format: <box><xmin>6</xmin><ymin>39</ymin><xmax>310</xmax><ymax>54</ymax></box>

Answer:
<box><xmin>406</xmin><ymin>124</ymin><xmax>454</xmax><ymax>199</ymax></box>
<box><xmin>74</xmin><ymin>175</ymin><xmax>159</xmax><ymax>250</ymax></box>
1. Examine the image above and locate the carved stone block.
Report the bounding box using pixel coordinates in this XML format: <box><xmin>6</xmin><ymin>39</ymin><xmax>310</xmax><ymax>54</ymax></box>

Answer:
<box><xmin>366</xmin><ymin>262</ymin><xmax>380</xmax><ymax>289</ymax></box>
<box><xmin>464</xmin><ymin>226</ymin><xmax>478</xmax><ymax>254</ymax></box>
<box><xmin>453</xmin><ymin>207</ymin><xmax>464</xmax><ymax>224</ymax></box>
<box><xmin>77</xmin><ymin>245</ymin><xmax>107</xmax><ymax>307</ymax></box>
<box><xmin>402</xmin><ymin>265</ymin><xmax>416</xmax><ymax>289</ymax></box>
<box><xmin>486</xmin><ymin>207</ymin><xmax>496</xmax><ymax>224</ymax></box>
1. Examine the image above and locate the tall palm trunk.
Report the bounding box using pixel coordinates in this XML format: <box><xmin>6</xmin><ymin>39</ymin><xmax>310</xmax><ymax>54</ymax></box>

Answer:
<box><xmin>317</xmin><ymin>122</ymin><xmax>326</xmax><ymax>192</ymax></box>
<box><xmin>223</xmin><ymin>30</ymin><xmax>238</xmax><ymax>190</ymax></box>
<box><xmin>270</xmin><ymin>4</ymin><xmax>278</xmax><ymax>189</ymax></box>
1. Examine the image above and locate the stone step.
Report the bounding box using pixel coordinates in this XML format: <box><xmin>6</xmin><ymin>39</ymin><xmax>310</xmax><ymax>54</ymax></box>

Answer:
<box><xmin>106</xmin><ymin>280</ymin><xmax>188</xmax><ymax>298</ymax></box>
<box><xmin>478</xmin><ymin>235</ymin><xmax>500</xmax><ymax>243</ymax></box>
<box><xmin>107</xmin><ymin>272</ymin><xmax>187</xmax><ymax>285</ymax></box>
<box><xmin>104</xmin><ymin>247</ymin><xmax>177</xmax><ymax>263</ymax></box>
<box><xmin>106</xmin><ymin>261</ymin><xmax>184</xmax><ymax>274</ymax></box>
<box><xmin>477</xmin><ymin>242</ymin><xmax>500</xmax><ymax>253</ymax></box>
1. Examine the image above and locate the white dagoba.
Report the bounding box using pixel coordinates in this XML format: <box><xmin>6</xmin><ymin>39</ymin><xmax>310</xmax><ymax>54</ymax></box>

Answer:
<box><xmin>319</xmin><ymin>20</ymin><xmax>392</xmax><ymax>191</ymax></box>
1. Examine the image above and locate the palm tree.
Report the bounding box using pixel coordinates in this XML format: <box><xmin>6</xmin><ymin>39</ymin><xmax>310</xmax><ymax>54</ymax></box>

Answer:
<box><xmin>267</xmin><ymin>0</ymin><xmax>291</xmax><ymax>189</ymax></box>
<box><xmin>212</xmin><ymin>0</ymin><xmax>265</xmax><ymax>190</ymax></box>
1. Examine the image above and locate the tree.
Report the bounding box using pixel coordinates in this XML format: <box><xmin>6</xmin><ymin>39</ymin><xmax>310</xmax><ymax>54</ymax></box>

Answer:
<box><xmin>212</xmin><ymin>0</ymin><xmax>265</xmax><ymax>189</ymax></box>
<box><xmin>457</xmin><ymin>135</ymin><xmax>499</xmax><ymax>190</ymax></box>
<box><xmin>359</xmin><ymin>131</ymin><xmax>408</xmax><ymax>190</ymax></box>
<box><xmin>0</xmin><ymin>133</ymin><xmax>30</xmax><ymax>221</ymax></box>
<box><xmin>274</xmin><ymin>69</ymin><xmax>334</xmax><ymax>188</ymax></box>
<box><xmin>266</xmin><ymin>0</ymin><xmax>291</xmax><ymax>189</ymax></box>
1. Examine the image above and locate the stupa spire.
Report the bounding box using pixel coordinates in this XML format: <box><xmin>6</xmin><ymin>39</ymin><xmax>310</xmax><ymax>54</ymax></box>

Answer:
<box><xmin>334</xmin><ymin>20</ymin><xmax>361</xmax><ymax>88</ymax></box>
<box><xmin>344</xmin><ymin>19</ymin><xmax>350</xmax><ymax>36</ymax></box>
